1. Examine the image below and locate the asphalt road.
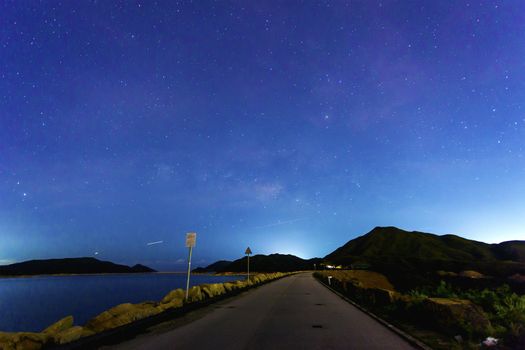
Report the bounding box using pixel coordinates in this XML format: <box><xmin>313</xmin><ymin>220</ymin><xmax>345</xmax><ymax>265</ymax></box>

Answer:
<box><xmin>106</xmin><ymin>273</ymin><xmax>418</xmax><ymax>350</ymax></box>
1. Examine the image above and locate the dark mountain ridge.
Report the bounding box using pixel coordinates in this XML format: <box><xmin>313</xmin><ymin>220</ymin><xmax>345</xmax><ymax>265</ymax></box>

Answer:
<box><xmin>193</xmin><ymin>260</ymin><xmax>232</xmax><ymax>273</ymax></box>
<box><xmin>325</xmin><ymin>226</ymin><xmax>525</xmax><ymax>264</ymax></box>
<box><xmin>325</xmin><ymin>226</ymin><xmax>525</xmax><ymax>290</ymax></box>
<box><xmin>492</xmin><ymin>241</ymin><xmax>525</xmax><ymax>263</ymax></box>
<box><xmin>0</xmin><ymin>257</ymin><xmax>156</xmax><ymax>276</ymax></box>
<box><xmin>195</xmin><ymin>254</ymin><xmax>322</xmax><ymax>273</ymax></box>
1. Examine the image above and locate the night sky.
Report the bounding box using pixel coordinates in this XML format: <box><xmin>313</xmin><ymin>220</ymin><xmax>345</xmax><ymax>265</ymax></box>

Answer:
<box><xmin>1</xmin><ymin>1</ymin><xmax>524</xmax><ymax>271</ymax></box>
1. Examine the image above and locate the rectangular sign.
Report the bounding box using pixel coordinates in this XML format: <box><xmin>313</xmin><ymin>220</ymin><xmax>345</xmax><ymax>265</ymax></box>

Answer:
<box><xmin>185</xmin><ymin>232</ymin><xmax>196</xmax><ymax>248</ymax></box>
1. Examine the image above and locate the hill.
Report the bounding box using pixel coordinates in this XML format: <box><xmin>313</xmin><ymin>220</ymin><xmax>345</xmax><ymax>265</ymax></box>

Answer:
<box><xmin>195</xmin><ymin>254</ymin><xmax>322</xmax><ymax>273</ymax></box>
<box><xmin>224</xmin><ymin>254</ymin><xmax>322</xmax><ymax>272</ymax></box>
<box><xmin>492</xmin><ymin>241</ymin><xmax>525</xmax><ymax>263</ymax></box>
<box><xmin>326</xmin><ymin>226</ymin><xmax>498</xmax><ymax>263</ymax></box>
<box><xmin>193</xmin><ymin>260</ymin><xmax>232</xmax><ymax>273</ymax></box>
<box><xmin>0</xmin><ymin>257</ymin><xmax>156</xmax><ymax>276</ymax></box>
<box><xmin>325</xmin><ymin>226</ymin><xmax>525</xmax><ymax>290</ymax></box>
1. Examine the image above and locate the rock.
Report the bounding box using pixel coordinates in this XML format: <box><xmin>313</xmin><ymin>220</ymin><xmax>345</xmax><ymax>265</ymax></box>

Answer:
<box><xmin>42</xmin><ymin>315</ymin><xmax>74</xmax><ymax>334</ymax></box>
<box><xmin>186</xmin><ymin>286</ymin><xmax>203</xmax><ymax>302</ymax></box>
<box><xmin>201</xmin><ymin>283</ymin><xmax>226</xmax><ymax>298</ymax></box>
<box><xmin>161</xmin><ymin>288</ymin><xmax>184</xmax><ymax>304</ymax></box>
<box><xmin>54</xmin><ymin>326</ymin><xmax>90</xmax><ymax>345</ymax></box>
<box><xmin>437</xmin><ymin>270</ymin><xmax>458</xmax><ymax>277</ymax></box>
<box><xmin>159</xmin><ymin>287</ymin><xmax>184</xmax><ymax>311</ymax></box>
<box><xmin>85</xmin><ymin>302</ymin><xmax>162</xmax><ymax>333</ymax></box>
<box><xmin>234</xmin><ymin>281</ymin><xmax>247</xmax><ymax>289</ymax></box>
<box><xmin>40</xmin><ymin>316</ymin><xmax>92</xmax><ymax>345</ymax></box>
<box><xmin>214</xmin><ymin>283</ymin><xmax>226</xmax><ymax>295</ymax></box>
<box><xmin>0</xmin><ymin>332</ymin><xmax>15</xmax><ymax>350</ymax></box>
<box><xmin>368</xmin><ymin>288</ymin><xmax>400</xmax><ymax>306</ymax></box>
<box><xmin>223</xmin><ymin>282</ymin><xmax>237</xmax><ymax>292</ymax></box>
<box><xmin>481</xmin><ymin>336</ymin><xmax>498</xmax><ymax>347</ymax></box>
<box><xmin>459</xmin><ymin>270</ymin><xmax>484</xmax><ymax>279</ymax></box>
<box><xmin>199</xmin><ymin>284</ymin><xmax>212</xmax><ymax>298</ymax></box>
<box><xmin>158</xmin><ymin>297</ymin><xmax>183</xmax><ymax>311</ymax></box>
<box><xmin>0</xmin><ymin>332</ymin><xmax>51</xmax><ymax>350</ymax></box>
<box><xmin>423</xmin><ymin>297</ymin><xmax>491</xmax><ymax>335</ymax></box>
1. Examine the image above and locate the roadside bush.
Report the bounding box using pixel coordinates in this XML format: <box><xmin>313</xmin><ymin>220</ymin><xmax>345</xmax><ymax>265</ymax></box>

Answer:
<box><xmin>494</xmin><ymin>293</ymin><xmax>525</xmax><ymax>339</ymax></box>
<box><xmin>410</xmin><ymin>282</ymin><xmax>525</xmax><ymax>347</ymax></box>
<box><xmin>434</xmin><ymin>280</ymin><xmax>458</xmax><ymax>298</ymax></box>
<box><xmin>407</xmin><ymin>289</ymin><xmax>428</xmax><ymax>302</ymax></box>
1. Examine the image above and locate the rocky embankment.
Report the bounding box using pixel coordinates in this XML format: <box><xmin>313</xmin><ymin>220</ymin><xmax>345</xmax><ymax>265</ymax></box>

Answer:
<box><xmin>0</xmin><ymin>272</ymin><xmax>290</xmax><ymax>350</ymax></box>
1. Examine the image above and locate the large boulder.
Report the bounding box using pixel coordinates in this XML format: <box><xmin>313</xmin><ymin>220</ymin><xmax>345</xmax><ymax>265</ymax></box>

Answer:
<box><xmin>0</xmin><ymin>332</ymin><xmax>51</xmax><ymax>350</ymax></box>
<box><xmin>234</xmin><ymin>281</ymin><xmax>247</xmax><ymax>289</ymax></box>
<box><xmin>200</xmin><ymin>283</ymin><xmax>226</xmax><ymax>298</ymax></box>
<box><xmin>161</xmin><ymin>288</ymin><xmax>184</xmax><ymax>304</ymax></box>
<box><xmin>245</xmin><ymin>279</ymin><xmax>254</xmax><ymax>287</ymax></box>
<box><xmin>223</xmin><ymin>282</ymin><xmax>237</xmax><ymax>292</ymax></box>
<box><xmin>40</xmin><ymin>315</ymin><xmax>94</xmax><ymax>345</ymax></box>
<box><xmin>53</xmin><ymin>326</ymin><xmax>93</xmax><ymax>345</ymax></box>
<box><xmin>42</xmin><ymin>315</ymin><xmax>74</xmax><ymax>334</ymax></box>
<box><xmin>422</xmin><ymin>297</ymin><xmax>491</xmax><ymax>335</ymax></box>
<box><xmin>459</xmin><ymin>270</ymin><xmax>484</xmax><ymax>279</ymax></box>
<box><xmin>367</xmin><ymin>288</ymin><xmax>401</xmax><ymax>306</ymax></box>
<box><xmin>158</xmin><ymin>297</ymin><xmax>183</xmax><ymax>311</ymax></box>
<box><xmin>85</xmin><ymin>302</ymin><xmax>162</xmax><ymax>333</ymax></box>
<box><xmin>0</xmin><ymin>332</ymin><xmax>16</xmax><ymax>350</ymax></box>
<box><xmin>186</xmin><ymin>286</ymin><xmax>204</xmax><ymax>303</ymax></box>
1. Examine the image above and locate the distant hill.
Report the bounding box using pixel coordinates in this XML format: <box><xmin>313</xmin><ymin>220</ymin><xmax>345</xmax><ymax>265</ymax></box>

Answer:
<box><xmin>325</xmin><ymin>226</ymin><xmax>525</xmax><ymax>290</ymax></box>
<box><xmin>198</xmin><ymin>254</ymin><xmax>322</xmax><ymax>273</ymax></box>
<box><xmin>0</xmin><ymin>257</ymin><xmax>156</xmax><ymax>276</ymax></box>
<box><xmin>325</xmin><ymin>226</ymin><xmax>498</xmax><ymax>263</ymax></box>
<box><xmin>492</xmin><ymin>241</ymin><xmax>525</xmax><ymax>263</ymax></box>
<box><xmin>193</xmin><ymin>260</ymin><xmax>232</xmax><ymax>273</ymax></box>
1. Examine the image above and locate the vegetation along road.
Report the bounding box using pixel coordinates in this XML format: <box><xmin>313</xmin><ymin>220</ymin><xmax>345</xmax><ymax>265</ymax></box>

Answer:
<box><xmin>107</xmin><ymin>272</ymin><xmax>418</xmax><ymax>350</ymax></box>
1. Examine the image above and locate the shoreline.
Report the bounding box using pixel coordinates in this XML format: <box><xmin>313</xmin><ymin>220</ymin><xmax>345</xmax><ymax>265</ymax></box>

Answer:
<box><xmin>0</xmin><ymin>272</ymin><xmax>292</xmax><ymax>349</ymax></box>
<box><xmin>0</xmin><ymin>271</ymin><xmax>199</xmax><ymax>279</ymax></box>
<box><xmin>0</xmin><ymin>271</ymin><xmax>258</xmax><ymax>279</ymax></box>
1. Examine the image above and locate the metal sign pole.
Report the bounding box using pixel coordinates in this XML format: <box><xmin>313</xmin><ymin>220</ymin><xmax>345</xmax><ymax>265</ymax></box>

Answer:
<box><xmin>185</xmin><ymin>245</ymin><xmax>193</xmax><ymax>300</ymax></box>
<box><xmin>184</xmin><ymin>232</ymin><xmax>197</xmax><ymax>301</ymax></box>
<box><xmin>245</xmin><ymin>247</ymin><xmax>252</xmax><ymax>281</ymax></box>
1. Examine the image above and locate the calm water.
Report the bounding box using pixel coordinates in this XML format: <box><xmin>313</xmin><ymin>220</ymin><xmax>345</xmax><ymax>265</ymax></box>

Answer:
<box><xmin>0</xmin><ymin>273</ymin><xmax>242</xmax><ymax>332</ymax></box>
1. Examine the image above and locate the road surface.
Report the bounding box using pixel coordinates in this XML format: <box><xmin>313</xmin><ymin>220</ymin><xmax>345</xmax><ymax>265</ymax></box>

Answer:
<box><xmin>106</xmin><ymin>273</ymin><xmax>418</xmax><ymax>350</ymax></box>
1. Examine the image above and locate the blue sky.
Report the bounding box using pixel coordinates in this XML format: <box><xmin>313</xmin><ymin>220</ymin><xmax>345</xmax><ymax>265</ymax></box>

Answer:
<box><xmin>1</xmin><ymin>1</ymin><xmax>524</xmax><ymax>270</ymax></box>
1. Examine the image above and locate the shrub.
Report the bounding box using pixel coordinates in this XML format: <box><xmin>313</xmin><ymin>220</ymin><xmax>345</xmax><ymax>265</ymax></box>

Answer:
<box><xmin>435</xmin><ymin>280</ymin><xmax>458</xmax><ymax>298</ymax></box>
<box><xmin>494</xmin><ymin>293</ymin><xmax>525</xmax><ymax>338</ymax></box>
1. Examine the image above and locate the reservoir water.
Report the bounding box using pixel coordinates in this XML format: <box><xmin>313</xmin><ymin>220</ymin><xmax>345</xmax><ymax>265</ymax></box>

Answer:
<box><xmin>0</xmin><ymin>273</ymin><xmax>242</xmax><ymax>332</ymax></box>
